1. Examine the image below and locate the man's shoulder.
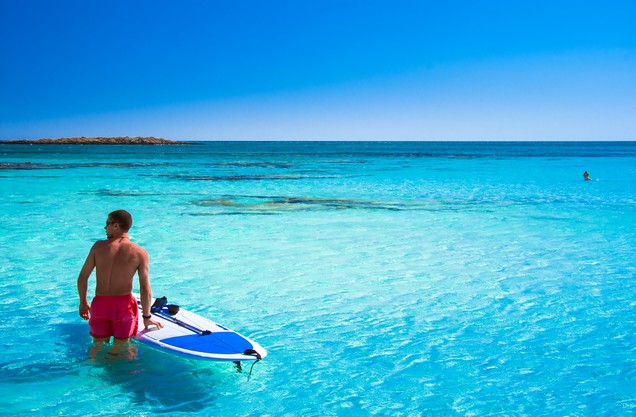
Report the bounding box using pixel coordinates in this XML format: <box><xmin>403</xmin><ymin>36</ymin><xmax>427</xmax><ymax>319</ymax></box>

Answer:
<box><xmin>125</xmin><ymin>240</ymin><xmax>148</xmax><ymax>255</ymax></box>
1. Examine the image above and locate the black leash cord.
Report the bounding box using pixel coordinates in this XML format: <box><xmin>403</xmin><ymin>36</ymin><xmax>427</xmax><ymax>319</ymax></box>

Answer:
<box><xmin>247</xmin><ymin>358</ymin><xmax>260</xmax><ymax>381</ymax></box>
<box><xmin>243</xmin><ymin>350</ymin><xmax>262</xmax><ymax>381</ymax></box>
<box><xmin>153</xmin><ymin>310</ymin><xmax>211</xmax><ymax>335</ymax></box>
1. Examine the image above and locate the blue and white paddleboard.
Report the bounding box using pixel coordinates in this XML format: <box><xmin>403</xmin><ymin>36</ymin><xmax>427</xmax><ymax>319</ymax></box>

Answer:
<box><xmin>133</xmin><ymin>294</ymin><xmax>267</xmax><ymax>362</ymax></box>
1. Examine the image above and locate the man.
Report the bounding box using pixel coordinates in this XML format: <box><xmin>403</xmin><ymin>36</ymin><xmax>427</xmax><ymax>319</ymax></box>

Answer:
<box><xmin>77</xmin><ymin>210</ymin><xmax>163</xmax><ymax>356</ymax></box>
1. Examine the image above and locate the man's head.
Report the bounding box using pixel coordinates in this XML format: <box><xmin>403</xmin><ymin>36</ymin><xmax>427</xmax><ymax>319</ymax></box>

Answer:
<box><xmin>107</xmin><ymin>210</ymin><xmax>133</xmax><ymax>232</ymax></box>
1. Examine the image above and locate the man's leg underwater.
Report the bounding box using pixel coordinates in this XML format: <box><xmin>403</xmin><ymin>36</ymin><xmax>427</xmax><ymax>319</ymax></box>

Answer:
<box><xmin>111</xmin><ymin>338</ymin><xmax>138</xmax><ymax>359</ymax></box>
<box><xmin>90</xmin><ymin>336</ymin><xmax>110</xmax><ymax>358</ymax></box>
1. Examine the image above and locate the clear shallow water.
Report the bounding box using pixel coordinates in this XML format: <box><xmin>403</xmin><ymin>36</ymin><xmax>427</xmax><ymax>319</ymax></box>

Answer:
<box><xmin>0</xmin><ymin>141</ymin><xmax>635</xmax><ymax>416</ymax></box>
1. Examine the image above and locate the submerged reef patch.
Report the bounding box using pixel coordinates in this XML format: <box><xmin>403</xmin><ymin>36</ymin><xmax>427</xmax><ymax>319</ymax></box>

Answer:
<box><xmin>0</xmin><ymin>162</ymin><xmax>46</xmax><ymax>170</ymax></box>
<box><xmin>190</xmin><ymin>195</ymin><xmax>411</xmax><ymax>214</ymax></box>
<box><xmin>0</xmin><ymin>162</ymin><xmax>170</xmax><ymax>170</ymax></box>
<box><xmin>211</xmin><ymin>161</ymin><xmax>296</xmax><ymax>169</ymax></box>
<box><xmin>181</xmin><ymin>174</ymin><xmax>309</xmax><ymax>181</ymax></box>
<box><xmin>92</xmin><ymin>189</ymin><xmax>166</xmax><ymax>197</ymax></box>
<box><xmin>187</xmin><ymin>194</ymin><xmax>565</xmax><ymax>215</ymax></box>
<box><xmin>89</xmin><ymin>189</ymin><xmax>194</xmax><ymax>197</ymax></box>
<box><xmin>153</xmin><ymin>173</ymin><xmax>340</xmax><ymax>181</ymax></box>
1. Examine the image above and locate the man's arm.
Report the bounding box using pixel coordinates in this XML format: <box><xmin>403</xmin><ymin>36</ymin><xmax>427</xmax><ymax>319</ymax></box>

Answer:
<box><xmin>77</xmin><ymin>244</ymin><xmax>96</xmax><ymax>320</ymax></box>
<box><xmin>138</xmin><ymin>249</ymin><xmax>163</xmax><ymax>330</ymax></box>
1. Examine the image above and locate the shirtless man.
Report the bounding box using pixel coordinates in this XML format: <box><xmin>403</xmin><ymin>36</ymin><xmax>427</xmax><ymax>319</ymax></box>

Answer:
<box><xmin>77</xmin><ymin>210</ymin><xmax>163</xmax><ymax>356</ymax></box>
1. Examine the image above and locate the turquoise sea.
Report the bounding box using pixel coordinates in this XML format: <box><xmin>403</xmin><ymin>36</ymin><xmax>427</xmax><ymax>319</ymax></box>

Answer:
<box><xmin>0</xmin><ymin>141</ymin><xmax>635</xmax><ymax>416</ymax></box>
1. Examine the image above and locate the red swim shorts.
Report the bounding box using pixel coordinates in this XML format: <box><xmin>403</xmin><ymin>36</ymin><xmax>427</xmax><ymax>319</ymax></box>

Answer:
<box><xmin>89</xmin><ymin>294</ymin><xmax>138</xmax><ymax>340</ymax></box>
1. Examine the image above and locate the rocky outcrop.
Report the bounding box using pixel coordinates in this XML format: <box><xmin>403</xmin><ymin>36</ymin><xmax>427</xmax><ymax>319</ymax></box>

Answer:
<box><xmin>3</xmin><ymin>136</ymin><xmax>186</xmax><ymax>145</ymax></box>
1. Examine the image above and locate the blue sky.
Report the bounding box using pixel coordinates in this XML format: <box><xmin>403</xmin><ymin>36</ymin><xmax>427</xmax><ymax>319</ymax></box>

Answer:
<box><xmin>1</xmin><ymin>1</ymin><xmax>635</xmax><ymax>140</ymax></box>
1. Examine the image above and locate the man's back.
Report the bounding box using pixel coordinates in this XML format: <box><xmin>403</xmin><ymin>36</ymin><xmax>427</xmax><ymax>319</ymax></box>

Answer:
<box><xmin>93</xmin><ymin>237</ymin><xmax>147</xmax><ymax>296</ymax></box>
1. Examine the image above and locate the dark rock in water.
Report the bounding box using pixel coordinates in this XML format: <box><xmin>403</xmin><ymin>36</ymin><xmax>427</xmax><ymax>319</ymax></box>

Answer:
<box><xmin>1</xmin><ymin>136</ymin><xmax>188</xmax><ymax>145</ymax></box>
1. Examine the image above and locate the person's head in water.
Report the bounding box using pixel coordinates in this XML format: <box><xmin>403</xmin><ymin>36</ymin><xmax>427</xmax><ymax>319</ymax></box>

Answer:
<box><xmin>583</xmin><ymin>171</ymin><xmax>591</xmax><ymax>181</ymax></box>
<box><xmin>105</xmin><ymin>210</ymin><xmax>132</xmax><ymax>238</ymax></box>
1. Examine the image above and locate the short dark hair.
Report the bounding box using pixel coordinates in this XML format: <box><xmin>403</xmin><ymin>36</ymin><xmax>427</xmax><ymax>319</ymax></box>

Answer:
<box><xmin>108</xmin><ymin>210</ymin><xmax>133</xmax><ymax>231</ymax></box>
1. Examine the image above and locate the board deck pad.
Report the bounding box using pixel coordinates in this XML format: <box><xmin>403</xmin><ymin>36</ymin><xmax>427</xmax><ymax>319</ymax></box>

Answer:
<box><xmin>133</xmin><ymin>294</ymin><xmax>267</xmax><ymax>362</ymax></box>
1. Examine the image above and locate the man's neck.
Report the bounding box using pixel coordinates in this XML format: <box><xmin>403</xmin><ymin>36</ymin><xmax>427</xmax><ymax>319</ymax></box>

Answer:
<box><xmin>109</xmin><ymin>233</ymin><xmax>130</xmax><ymax>242</ymax></box>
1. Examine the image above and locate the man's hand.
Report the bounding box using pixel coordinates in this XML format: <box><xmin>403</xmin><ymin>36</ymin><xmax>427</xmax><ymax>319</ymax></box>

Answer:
<box><xmin>79</xmin><ymin>302</ymin><xmax>90</xmax><ymax>320</ymax></box>
<box><xmin>143</xmin><ymin>317</ymin><xmax>164</xmax><ymax>330</ymax></box>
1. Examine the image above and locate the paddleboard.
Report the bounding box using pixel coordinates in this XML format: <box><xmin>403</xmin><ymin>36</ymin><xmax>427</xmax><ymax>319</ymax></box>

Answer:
<box><xmin>133</xmin><ymin>294</ymin><xmax>267</xmax><ymax>362</ymax></box>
